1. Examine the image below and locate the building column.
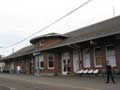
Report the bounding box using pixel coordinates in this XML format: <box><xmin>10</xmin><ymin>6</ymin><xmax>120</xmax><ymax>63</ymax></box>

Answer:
<box><xmin>90</xmin><ymin>47</ymin><xmax>94</xmax><ymax>69</ymax></box>
<box><xmin>54</xmin><ymin>53</ymin><xmax>61</xmax><ymax>75</ymax></box>
<box><xmin>80</xmin><ymin>48</ymin><xmax>84</xmax><ymax>69</ymax></box>
<box><xmin>69</xmin><ymin>51</ymin><xmax>74</xmax><ymax>73</ymax></box>
<box><xmin>115</xmin><ymin>46</ymin><xmax>120</xmax><ymax>70</ymax></box>
<box><xmin>101</xmin><ymin>47</ymin><xmax>107</xmax><ymax>70</ymax></box>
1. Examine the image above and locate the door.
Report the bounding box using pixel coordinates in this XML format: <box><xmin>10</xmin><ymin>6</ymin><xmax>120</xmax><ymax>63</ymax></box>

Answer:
<box><xmin>61</xmin><ymin>53</ymin><xmax>69</xmax><ymax>75</ymax></box>
<box><xmin>73</xmin><ymin>51</ymin><xmax>80</xmax><ymax>72</ymax></box>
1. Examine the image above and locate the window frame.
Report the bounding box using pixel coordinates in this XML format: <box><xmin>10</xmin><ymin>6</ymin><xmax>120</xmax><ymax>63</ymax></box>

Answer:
<box><xmin>35</xmin><ymin>55</ymin><xmax>44</xmax><ymax>69</ymax></box>
<box><xmin>38</xmin><ymin>55</ymin><xmax>44</xmax><ymax>69</ymax></box>
<box><xmin>47</xmin><ymin>54</ymin><xmax>54</xmax><ymax>69</ymax></box>
<box><xmin>105</xmin><ymin>45</ymin><xmax>116</xmax><ymax>67</ymax></box>
<box><xmin>83</xmin><ymin>48</ymin><xmax>91</xmax><ymax>68</ymax></box>
<box><xmin>94</xmin><ymin>47</ymin><xmax>103</xmax><ymax>68</ymax></box>
<box><xmin>39</xmin><ymin>40</ymin><xmax>45</xmax><ymax>47</ymax></box>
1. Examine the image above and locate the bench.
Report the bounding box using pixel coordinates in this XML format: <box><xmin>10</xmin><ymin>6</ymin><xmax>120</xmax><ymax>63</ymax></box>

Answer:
<box><xmin>76</xmin><ymin>69</ymin><xmax>99</xmax><ymax>76</ymax></box>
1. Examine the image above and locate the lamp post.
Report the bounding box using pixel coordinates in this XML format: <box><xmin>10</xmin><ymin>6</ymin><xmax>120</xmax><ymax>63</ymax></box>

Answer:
<box><xmin>0</xmin><ymin>47</ymin><xmax>3</xmax><ymax>58</ymax></box>
<box><xmin>0</xmin><ymin>46</ymin><xmax>4</xmax><ymax>72</ymax></box>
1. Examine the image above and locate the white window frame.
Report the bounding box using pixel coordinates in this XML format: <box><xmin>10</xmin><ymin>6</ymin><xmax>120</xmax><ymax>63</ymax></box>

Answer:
<box><xmin>35</xmin><ymin>55</ymin><xmax>44</xmax><ymax>69</ymax></box>
<box><xmin>38</xmin><ymin>55</ymin><xmax>44</xmax><ymax>69</ymax></box>
<box><xmin>47</xmin><ymin>54</ymin><xmax>54</xmax><ymax>69</ymax></box>
<box><xmin>105</xmin><ymin>45</ymin><xmax>116</xmax><ymax>67</ymax></box>
<box><xmin>83</xmin><ymin>48</ymin><xmax>91</xmax><ymax>68</ymax></box>
<box><xmin>94</xmin><ymin>47</ymin><xmax>102</xmax><ymax>68</ymax></box>
<box><xmin>73</xmin><ymin>51</ymin><xmax>80</xmax><ymax>72</ymax></box>
<box><xmin>39</xmin><ymin>40</ymin><xmax>45</xmax><ymax>46</ymax></box>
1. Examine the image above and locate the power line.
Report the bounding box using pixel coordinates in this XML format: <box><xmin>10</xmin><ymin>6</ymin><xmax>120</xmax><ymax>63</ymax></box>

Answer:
<box><xmin>4</xmin><ymin>0</ymin><xmax>93</xmax><ymax>49</ymax></box>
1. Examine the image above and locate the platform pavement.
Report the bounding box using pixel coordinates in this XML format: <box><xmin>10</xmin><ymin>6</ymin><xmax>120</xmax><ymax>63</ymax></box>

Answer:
<box><xmin>0</xmin><ymin>73</ymin><xmax>120</xmax><ymax>90</ymax></box>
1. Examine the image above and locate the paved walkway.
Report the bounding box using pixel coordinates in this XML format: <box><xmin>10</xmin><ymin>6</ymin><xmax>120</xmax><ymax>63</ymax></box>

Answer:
<box><xmin>0</xmin><ymin>73</ymin><xmax>120</xmax><ymax>90</ymax></box>
<box><xmin>0</xmin><ymin>85</ymin><xmax>10</xmax><ymax>90</ymax></box>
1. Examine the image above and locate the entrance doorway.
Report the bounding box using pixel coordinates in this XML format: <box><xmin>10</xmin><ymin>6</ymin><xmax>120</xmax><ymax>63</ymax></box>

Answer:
<box><xmin>61</xmin><ymin>52</ymin><xmax>70</xmax><ymax>75</ymax></box>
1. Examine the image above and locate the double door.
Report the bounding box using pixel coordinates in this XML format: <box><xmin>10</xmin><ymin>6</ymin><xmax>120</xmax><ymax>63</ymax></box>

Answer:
<box><xmin>61</xmin><ymin>53</ymin><xmax>70</xmax><ymax>75</ymax></box>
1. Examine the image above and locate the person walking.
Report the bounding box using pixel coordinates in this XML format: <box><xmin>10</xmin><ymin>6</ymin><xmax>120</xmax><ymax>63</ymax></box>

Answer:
<box><xmin>16</xmin><ymin>65</ymin><xmax>21</xmax><ymax>76</ymax></box>
<box><xmin>105</xmin><ymin>63</ymin><xmax>115</xmax><ymax>84</ymax></box>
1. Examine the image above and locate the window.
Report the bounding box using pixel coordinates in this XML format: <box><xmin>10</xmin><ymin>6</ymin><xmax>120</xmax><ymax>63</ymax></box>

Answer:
<box><xmin>73</xmin><ymin>51</ymin><xmax>80</xmax><ymax>72</ymax></box>
<box><xmin>106</xmin><ymin>46</ymin><xmax>116</xmax><ymax>67</ymax></box>
<box><xmin>39</xmin><ymin>40</ymin><xmax>45</xmax><ymax>46</ymax></box>
<box><xmin>35</xmin><ymin>55</ymin><xmax>44</xmax><ymax>69</ymax></box>
<box><xmin>83</xmin><ymin>48</ymin><xmax>91</xmax><ymax>68</ymax></box>
<box><xmin>39</xmin><ymin>55</ymin><xmax>44</xmax><ymax>69</ymax></box>
<box><xmin>48</xmin><ymin>54</ymin><xmax>54</xmax><ymax>69</ymax></box>
<box><xmin>94</xmin><ymin>47</ymin><xmax>103</xmax><ymax>67</ymax></box>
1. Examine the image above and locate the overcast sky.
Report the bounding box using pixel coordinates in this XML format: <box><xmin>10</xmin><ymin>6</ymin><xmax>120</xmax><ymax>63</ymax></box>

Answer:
<box><xmin>0</xmin><ymin>0</ymin><xmax>120</xmax><ymax>56</ymax></box>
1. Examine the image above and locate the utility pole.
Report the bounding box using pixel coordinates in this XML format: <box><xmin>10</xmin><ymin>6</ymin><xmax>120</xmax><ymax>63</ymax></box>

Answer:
<box><xmin>111</xmin><ymin>0</ymin><xmax>115</xmax><ymax>17</ymax></box>
<box><xmin>12</xmin><ymin>48</ymin><xmax>14</xmax><ymax>54</ymax></box>
<box><xmin>112</xmin><ymin>5</ymin><xmax>115</xmax><ymax>17</ymax></box>
<box><xmin>0</xmin><ymin>46</ymin><xmax>3</xmax><ymax>58</ymax></box>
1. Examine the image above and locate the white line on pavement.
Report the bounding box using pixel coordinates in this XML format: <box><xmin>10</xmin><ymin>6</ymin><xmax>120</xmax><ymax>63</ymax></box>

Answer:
<box><xmin>0</xmin><ymin>84</ymin><xmax>16</xmax><ymax>90</ymax></box>
<box><xmin>78</xmin><ymin>87</ymin><xmax>101</xmax><ymax>90</ymax></box>
<box><xmin>9</xmin><ymin>87</ymin><xmax>16</xmax><ymax>90</ymax></box>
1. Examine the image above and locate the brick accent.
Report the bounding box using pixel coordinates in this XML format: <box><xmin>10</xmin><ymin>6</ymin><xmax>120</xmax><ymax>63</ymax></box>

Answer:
<box><xmin>115</xmin><ymin>46</ymin><xmax>120</xmax><ymax>70</ymax></box>
<box><xmin>69</xmin><ymin>51</ymin><xmax>74</xmax><ymax>73</ymax></box>
<box><xmin>80</xmin><ymin>48</ymin><xmax>84</xmax><ymax>69</ymax></box>
<box><xmin>54</xmin><ymin>53</ymin><xmax>61</xmax><ymax>75</ymax></box>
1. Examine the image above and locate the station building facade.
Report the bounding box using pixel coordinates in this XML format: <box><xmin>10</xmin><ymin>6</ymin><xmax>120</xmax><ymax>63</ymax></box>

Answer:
<box><xmin>1</xmin><ymin>16</ymin><xmax>120</xmax><ymax>75</ymax></box>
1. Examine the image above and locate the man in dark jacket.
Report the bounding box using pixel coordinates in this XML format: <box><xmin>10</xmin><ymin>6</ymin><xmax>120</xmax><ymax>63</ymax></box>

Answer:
<box><xmin>105</xmin><ymin>64</ymin><xmax>115</xmax><ymax>84</ymax></box>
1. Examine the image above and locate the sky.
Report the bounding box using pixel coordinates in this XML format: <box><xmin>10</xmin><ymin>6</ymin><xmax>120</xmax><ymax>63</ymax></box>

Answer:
<box><xmin>0</xmin><ymin>0</ymin><xmax>120</xmax><ymax>56</ymax></box>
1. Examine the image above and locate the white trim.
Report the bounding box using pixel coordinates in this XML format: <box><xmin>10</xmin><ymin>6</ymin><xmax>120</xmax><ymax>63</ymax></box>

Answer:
<box><xmin>35</xmin><ymin>55</ymin><xmax>44</xmax><ymax>69</ymax></box>
<box><xmin>105</xmin><ymin>45</ymin><xmax>116</xmax><ymax>67</ymax></box>
<box><xmin>39</xmin><ymin>55</ymin><xmax>44</xmax><ymax>69</ymax></box>
<box><xmin>83</xmin><ymin>48</ymin><xmax>91</xmax><ymax>68</ymax></box>
<box><xmin>47</xmin><ymin>54</ymin><xmax>55</xmax><ymax>69</ymax></box>
<box><xmin>0</xmin><ymin>63</ymin><xmax>5</xmax><ymax>72</ymax></box>
<box><xmin>73</xmin><ymin>51</ymin><xmax>80</xmax><ymax>72</ymax></box>
<box><xmin>61</xmin><ymin>52</ymin><xmax>70</xmax><ymax>75</ymax></box>
<box><xmin>94</xmin><ymin>47</ymin><xmax>102</xmax><ymax>68</ymax></box>
<box><xmin>39</xmin><ymin>40</ymin><xmax>45</xmax><ymax>47</ymax></box>
<box><xmin>48</xmin><ymin>67</ymin><xmax>54</xmax><ymax>69</ymax></box>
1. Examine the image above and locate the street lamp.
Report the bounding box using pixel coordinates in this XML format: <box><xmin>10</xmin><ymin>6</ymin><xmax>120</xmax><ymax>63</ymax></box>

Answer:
<box><xmin>0</xmin><ymin>47</ymin><xmax>4</xmax><ymax>58</ymax></box>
